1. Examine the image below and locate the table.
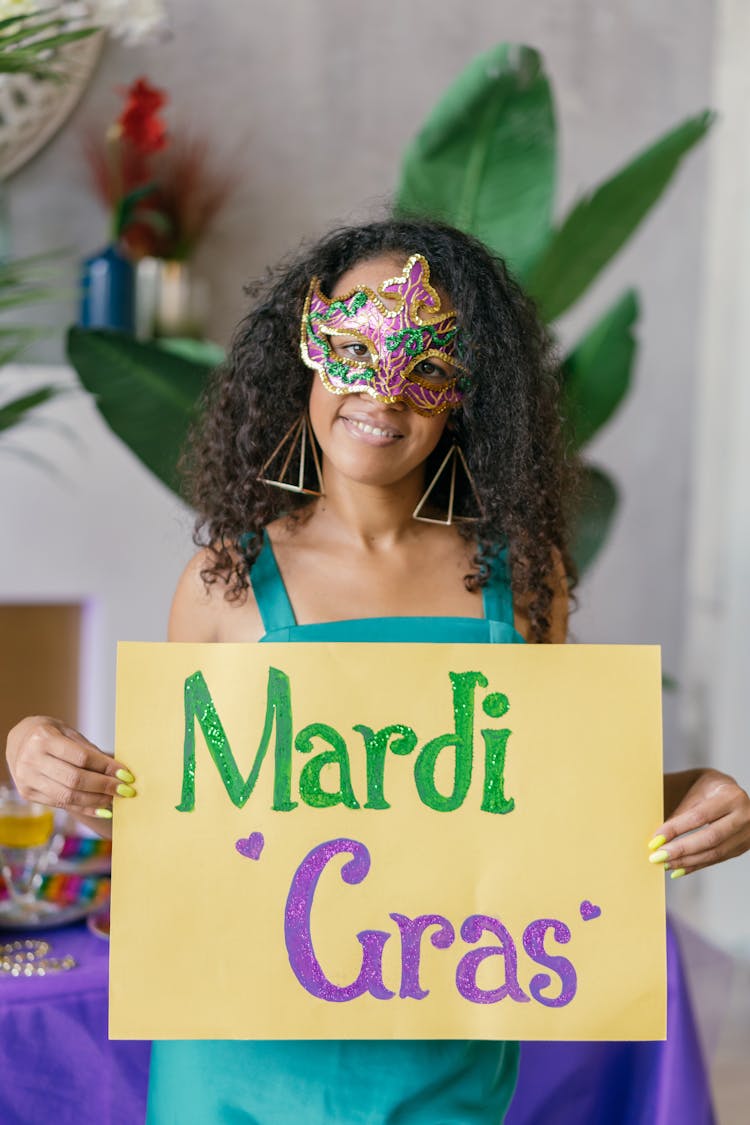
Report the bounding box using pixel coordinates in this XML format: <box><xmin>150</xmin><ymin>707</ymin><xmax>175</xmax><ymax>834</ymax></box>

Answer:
<box><xmin>0</xmin><ymin>923</ymin><xmax>148</xmax><ymax>1125</ymax></box>
<box><xmin>0</xmin><ymin>920</ymin><xmax>715</xmax><ymax>1125</ymax></box>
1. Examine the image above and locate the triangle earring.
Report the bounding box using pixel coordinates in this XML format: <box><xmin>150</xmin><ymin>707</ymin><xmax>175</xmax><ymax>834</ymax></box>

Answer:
<box><xmin>259</xmin><ymin>412</ymin><xmax>325</xmax><ymax>496</ymax></box>
<box><xmin>413</xmin><ymin>443</ymin><xmax>483</xmax><ymax>524</ymax></box>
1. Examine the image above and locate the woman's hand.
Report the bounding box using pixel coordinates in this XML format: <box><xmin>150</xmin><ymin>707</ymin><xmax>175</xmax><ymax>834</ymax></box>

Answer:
<box><xmin>5</xmin><ymin>716</ymin><xmax>136</xmax><ymax>837</ymax></box>
<box><xmin>649</xmin><ymin>768</ymin><xmax>750</xmax><ymax>878</ymax></box>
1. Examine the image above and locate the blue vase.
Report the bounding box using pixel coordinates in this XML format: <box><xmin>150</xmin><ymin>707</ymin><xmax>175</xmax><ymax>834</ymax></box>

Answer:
<box><xmin>79</xmin><ymin>243</ymin><xmax>135</xmax><ymax>333</ymax></box>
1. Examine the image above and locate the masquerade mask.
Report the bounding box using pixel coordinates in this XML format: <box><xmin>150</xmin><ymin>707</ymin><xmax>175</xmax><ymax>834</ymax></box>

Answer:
<box><xmin>300</xmin><ymin>253</ymin><xmax>468</xmax><ymax>416</ymax></box>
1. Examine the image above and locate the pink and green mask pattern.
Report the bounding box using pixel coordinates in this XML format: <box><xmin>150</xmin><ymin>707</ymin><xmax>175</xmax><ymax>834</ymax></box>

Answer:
<box><xmin>300</xmin><ymin>253</ymin><xmax>468</xmax><ymax>416</ymax></box>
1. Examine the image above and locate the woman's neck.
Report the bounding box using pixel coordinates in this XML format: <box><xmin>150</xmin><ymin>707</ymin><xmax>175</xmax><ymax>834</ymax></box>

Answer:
<box><xmin>310</xmin><ymin>464</ymin><xmax>426</xmax><ymax>550</ymax></box>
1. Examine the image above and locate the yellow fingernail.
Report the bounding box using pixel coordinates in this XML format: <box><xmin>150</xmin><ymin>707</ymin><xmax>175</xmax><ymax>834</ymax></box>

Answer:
<box><xmin>116</xmin><ymin>768</ymin><xmax>135</xmax><ymax>784</ymax></box>
<box><xmin>94</xmin><ymin>807</ymin><xmax>113</xmax><ymax>819</ymax></box>
<box><xmin>649</xmin><ymin>849</ymin><xmax>669</xmax><ymax>864</ymax></box>
<box><xmin>648</xmin><ymin>835</ymin><xmax>667</xmax><ymax>850</ymax></box>
<box><xmin>116</xmin><ymin>783</ymin><xmax>136</xmax><ymax>798</ymax></box>
<box><xmin>670</xmin><ymin>868</ymin><xmax>687</xmax><ymax>880</ymax></box>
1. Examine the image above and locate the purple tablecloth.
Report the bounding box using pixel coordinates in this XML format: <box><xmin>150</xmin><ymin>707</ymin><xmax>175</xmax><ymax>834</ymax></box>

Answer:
<box><xmin>0</xmin><ymin>923</ymin><xmax>148</xmax><ymax>1125</ymax></box>
<box><xmin>0</xmin><ymin>920</ymin><xmax>715</xmax><ymax>1125</ymax></box>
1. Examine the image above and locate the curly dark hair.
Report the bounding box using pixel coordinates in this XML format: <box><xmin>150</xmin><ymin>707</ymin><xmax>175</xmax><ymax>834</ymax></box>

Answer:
<box><xmin>182</xmin><ymin>218</ymin><xmax>579</xmax><ymax>641</ymax></box>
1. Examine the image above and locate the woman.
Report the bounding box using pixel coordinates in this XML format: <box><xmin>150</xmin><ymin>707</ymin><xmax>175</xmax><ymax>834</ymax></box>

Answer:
<box><xmin>7</xmin><ymin>219</ymin><xmax>749</xmax><ymax>1123</ymax></box>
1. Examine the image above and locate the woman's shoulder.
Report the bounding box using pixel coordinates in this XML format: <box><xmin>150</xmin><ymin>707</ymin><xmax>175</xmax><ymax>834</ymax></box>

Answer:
<box><xmin>168</xmin><ymin>547</ymin><xmax>265</xmax><ymax>643</ymax></box>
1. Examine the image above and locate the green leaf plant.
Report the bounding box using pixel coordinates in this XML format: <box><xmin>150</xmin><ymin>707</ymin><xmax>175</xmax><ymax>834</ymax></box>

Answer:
<box><xmin>0</xmin><ymin>251</ymin><xmax>70</xmax><ymax>458</ymax></box>
<box><xmin>395</xmin><ymin>42</ymin><xmax>713</xmax><ymax>574</ymax></box>
<box><xmin>65</xmin><ymin>41</ymin><xmax>711</xmax><ymax>578</ymax></box>
<box><xmin>0</xmin><ymin>10</ymin><xmax>98</xmax><ymax>82</ymax></box>
<box><xmin>0</xmin><ymin>8</ymin><xmax>99</xmax><ymax>458</ymax></box>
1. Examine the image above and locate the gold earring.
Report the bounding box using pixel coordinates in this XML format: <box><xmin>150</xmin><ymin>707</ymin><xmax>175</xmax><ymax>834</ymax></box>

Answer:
<box><xmin>259</xmin><ymin>412</ymin><xmax>325</xmax><ymax>496</ymax></box>
<box><xmin>413</xmin><ymin>443</ymin><xmax>483</xmax><ymax>524</ymax></box>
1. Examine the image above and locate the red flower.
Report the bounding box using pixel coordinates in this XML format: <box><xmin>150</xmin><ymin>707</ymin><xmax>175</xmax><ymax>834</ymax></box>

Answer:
<box><xmin>118</xmin><ymin>77</ymin><xmax>168</xmax><ymax>155</ymax></box>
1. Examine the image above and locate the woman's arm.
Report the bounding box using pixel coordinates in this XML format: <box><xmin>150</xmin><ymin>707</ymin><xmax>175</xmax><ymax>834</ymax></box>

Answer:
<box><xmin>5</xmin><ymin>718</ymin><xmax>131</xmax><ymax>840</ymax></box>
<box><xmin>4</xmin><ymin>551</ymin><xmax>226</xmax><ymax>839</ymax></box>
<box><xmin>650</xmin><ymin>768</ymin><xmax>750</xmax><ymax>877</ymax></box>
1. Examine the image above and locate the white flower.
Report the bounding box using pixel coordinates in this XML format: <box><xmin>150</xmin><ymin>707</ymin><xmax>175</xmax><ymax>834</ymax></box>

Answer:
<box><xmin>87</xmin><ymin>0</ymin><xmax>170</xmax><ymax>45</ymax></box>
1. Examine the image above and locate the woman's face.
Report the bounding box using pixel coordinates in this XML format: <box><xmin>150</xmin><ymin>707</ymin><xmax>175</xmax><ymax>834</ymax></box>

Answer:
<box><xmin>307</xmin><ymin>253</ymin><xmax>457</xmax><ymax>490</ymax></box>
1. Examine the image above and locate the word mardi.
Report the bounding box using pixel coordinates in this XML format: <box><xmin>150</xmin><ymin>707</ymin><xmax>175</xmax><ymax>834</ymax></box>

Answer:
<box><xmin>177</xmin><ymin>667</ymin><xmax>516</xmax><ymax>815</ymax></box>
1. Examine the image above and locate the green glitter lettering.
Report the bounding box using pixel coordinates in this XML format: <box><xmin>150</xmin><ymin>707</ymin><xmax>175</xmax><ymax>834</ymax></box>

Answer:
<box><xmin>480</xmin><ymin>693</ymin><xmax>515</xmax><ymax>814</ymax></box>
<box><xmin>296</xmin><ymin>722</ymin><xmax>360</xmax><ymax>809</ymax></box>
<box><xmin>176</xmin><ymin>667</ymin><xmax>296</xmax><ymax>812</ymax></box>
<box><xmin>177</xmin><ymin>666</ymin><xmax>514</xmax><ymax>816</ymax></box>
<box><xmin>414</xmin><ymin>672</ymin><xmax>488</xmax><ymax>812</ymax></box>
<box><xmin>354</xmin><ymin>724</ymin><xmax>418</xmax><ymax>809</ymax></box>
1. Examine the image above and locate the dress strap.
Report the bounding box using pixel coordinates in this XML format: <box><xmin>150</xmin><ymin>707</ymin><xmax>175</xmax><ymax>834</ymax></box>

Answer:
<box><xmin>481</xmin><ymin>547</ymin><xmax>515</xmax><ymax>634</ymax></box>
<box><xmin>241</xmin><ymin>532</ymin><xmax>297</xmax><ymax>634</ymax></box>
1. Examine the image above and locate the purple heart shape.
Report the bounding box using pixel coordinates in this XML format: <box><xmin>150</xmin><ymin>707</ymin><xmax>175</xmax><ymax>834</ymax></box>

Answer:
<box><xmin>235</xmin><ymin>831</ymin><xmax>265</xmax><ymax>861</ymax></box>
<box><xmin>580</xmin><ymin>899</ymin><xmax>602</xmax><ymax>921</ymax></box>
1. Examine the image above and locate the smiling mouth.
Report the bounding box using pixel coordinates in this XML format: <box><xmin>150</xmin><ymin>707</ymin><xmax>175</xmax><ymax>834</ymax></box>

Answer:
<box><xmin>341</xmin><ymin>416</ymin><xmax>403</xmax><ymax>439</ymax></box>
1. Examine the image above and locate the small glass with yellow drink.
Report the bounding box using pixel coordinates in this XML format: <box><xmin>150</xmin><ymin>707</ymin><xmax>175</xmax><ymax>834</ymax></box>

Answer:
<box><xmin>0</xmin><ymin>787</ymin><xmax>63</xmax><ymax>918</ymax></box>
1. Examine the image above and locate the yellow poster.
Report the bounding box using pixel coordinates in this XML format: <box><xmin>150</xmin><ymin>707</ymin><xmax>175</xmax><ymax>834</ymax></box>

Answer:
<box><xmin>109</xmin><ymin>643</ymin><xmax>665</xmax><ymax>1041</ymax></box>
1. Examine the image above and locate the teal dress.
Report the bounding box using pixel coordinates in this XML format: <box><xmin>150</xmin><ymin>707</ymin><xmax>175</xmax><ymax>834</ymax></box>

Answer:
<box><xmin>147</xmin><ymin>535</ymin><xmax>523</xmax><ymax>1124</ymax></box>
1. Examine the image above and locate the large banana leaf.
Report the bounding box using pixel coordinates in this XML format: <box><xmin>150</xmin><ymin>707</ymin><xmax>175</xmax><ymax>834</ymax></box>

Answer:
<box><xmin>395</xmin><ymin>44</ymin><xmax>556</xmax><ymax>279</ymax></box>
<box><xmin>526</xmin><ymin>111</ymin><xmax>713</xmax><ymax>322</ymax></box>
<box><xmin>571</xmin><ymin>465</ymin><xmax>619</xmax><ymax>575</ymax></box>
<box><xmin>562</xmin><ymin>289</ymin><xmax>639</xmax><ymax>450</ymax></box>
<box><xmin>158</xmin><ymin>337</ymin><xmax>226</xmax><ymax>367</ymax></box>
<box><xmin>66</xmin><ymin>328</ymin><xmax>212</xmax><ymax>495</ymax></box>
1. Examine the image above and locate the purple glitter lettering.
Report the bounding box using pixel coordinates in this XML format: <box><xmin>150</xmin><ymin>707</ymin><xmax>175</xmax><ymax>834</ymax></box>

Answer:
<box><xmin>389</xmin><ymin>912</ymin><xmax>456</xmax><ymax>999</ymax></box>
<box><xmin>522</xmin><ymin>918</ymin><xmax>578</xmax><ymax>1008</ymax></box>
<box><xmin>284</xmin><ymin>837</ymin><xmax>394</xmax><ymax>1002</ymax></box>
<box><xmin>455</xmin><ymin>914</ymin><xmax>530</xmax><ymax>1004</ymax></box>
